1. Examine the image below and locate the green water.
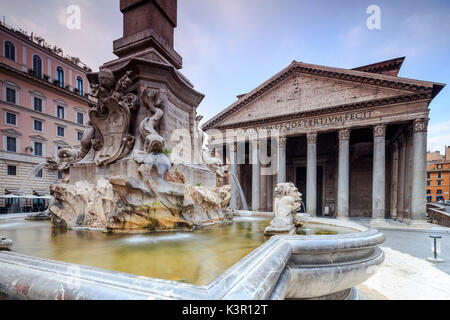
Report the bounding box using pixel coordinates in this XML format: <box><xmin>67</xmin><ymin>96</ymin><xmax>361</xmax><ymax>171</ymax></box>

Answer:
<box><xmin>0</xmin><ymin>216</ymin><xmax>354</xmax><ymax>285</ymax></box>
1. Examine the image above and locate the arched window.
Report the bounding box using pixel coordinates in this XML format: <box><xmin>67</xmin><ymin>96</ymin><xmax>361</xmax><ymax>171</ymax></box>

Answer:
<box><xmin>56</xmin><ymin>66</ymin><xmax>64</xmax><ymax>87</ymax></box>
<box><xmin>33</xmin><ymin>55</ymin><xmax>42</xmax><ymax>78</ymax></box>
<box><xmin>76</xmin><ymin>76</ymin><xmax>83</xmax><ymax>95</ymax></box>
<box><xmin>4</xmin><ymin>41</ymin><xmax>15</xmax><ymax>61</ymax></box>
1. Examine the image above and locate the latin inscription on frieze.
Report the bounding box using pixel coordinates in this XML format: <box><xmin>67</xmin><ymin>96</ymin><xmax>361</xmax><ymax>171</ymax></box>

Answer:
<box><xmin>236</xmin><ymin>110</ymin><xmax>374</xmax><ymax>135</ymax></box>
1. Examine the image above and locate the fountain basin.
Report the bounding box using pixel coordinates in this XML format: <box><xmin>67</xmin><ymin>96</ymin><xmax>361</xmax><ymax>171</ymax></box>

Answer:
<box><xmin>25</xmin><ymin>212</ymin><xmax>51</xmax><ymax>221</ymax></box>
<box><xmin>0</xmin><ymin>237</ymin><xmax>12</xmax><ymax>251</ymax></box>
<box><xmin>0</xmin><ymin>214</ymin><xmax>384</xmax><ymax>300</ymax></box>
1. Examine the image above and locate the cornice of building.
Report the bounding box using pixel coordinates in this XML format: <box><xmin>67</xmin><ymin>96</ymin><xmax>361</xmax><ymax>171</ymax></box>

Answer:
<box><xmin>0</xmin><ymin>62</ymin><xmax>90</xmax><ymax>105</ymax></box>
<box><xmin>208</xmin><ymin>91</ymin><xmax>432</xmax><ymax>131</ymax></box>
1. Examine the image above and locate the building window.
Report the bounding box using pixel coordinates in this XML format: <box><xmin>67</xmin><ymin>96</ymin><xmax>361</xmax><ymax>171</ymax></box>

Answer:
<box><xmin>6</xmin><ymin>87</ymin><xmax>16</xmax><ymax>104</ymax></box>
<box><xmin>33</xmin><ymin>120</ymin><xmax>43</xmax><ymax>132</ymax></box>
<box><xmin>7</xmin><ymin>165</ymin><xmax>16</xmax><ymax>176</ymax></box>
<box><xmin>77</xmin><ymin>131</ymin><xmax>83</xmax><ymax>141</ymax></box>
<box><xmin>34</xmin><ymin>142</ymin><xmax>43</xmax><ymax>156</ymax></box>
<box><xmin>35</xmin><ymin>169</ymin><xmax>43</xmax><ymax>178</ymax></box>
<box><xmin>427</xmin><ymin>189</ymin><xmax>431</xmax><ymax>194</ymax></box>
<box><xmin>438</xmin><ymin>172</ymin><xmax>442</xmax><ymax>179</ymax></box>
<box><xmin>58</xmin><ymin>171</ymin><xmax>63</xmax><ymax>180</ymax></box>
<box><xmin>438</xmin><ymin>180</ymin><xmax>442</xmax><ymax>186</ymax></box>
<box><xmin>77</xmin><ymin>112</ymin><xmax>84</xmax><ymax>125</ymax></box>
<box><xmin>57</xmin><ymin>106</ymin><xmax>65</xmax><ymax>119</ymax></box>
<box><xmin>437</xmin><ymin>190</ymin><xmax>442</xmax><ymax>195</ymax></box>
<box><xmin>34</xmin><ymin>97</ymin><xmax>43</xmax><ymax>112</ymax></box>
<box><xmin>427</xmin><ymin>181</ymin><xmax>430</xmax><ymax>186</ymax></box>
<box><xmin>427</xmin><ymin>172</ymin><xmax>431</xmax><ymax>179</ymax></box>
<box><xmin>6</xmin><ymin>112</ymin><xmax>17</xmax><ymax>125</ymax></box>
<box><xmin>4</xmin><ymin>41</ymin><xmax>15</xmax><ymax>61</ymax></box>
<box><xmin>33</xmin><ymin>55</ymin><xmax>42</xmax><ymax>78</ymax></box>
<box><xmin>57</xmin><ymin>126</ymin><xmax>65</xmax><ymax>137</ymax></box>
<box><xmin>77</xmin><ymin>76</ymin><xmax>83</xmax><ymax>95</ymax></box>
<box><xmin>6</xmin><ymin>136</ymin><xmax>17</xmax><ymax>152</ymax></box>
<box><xmin>56</xmin><ymin>66</ymin><xmax>64</xmax><ymax>87</ymax></box>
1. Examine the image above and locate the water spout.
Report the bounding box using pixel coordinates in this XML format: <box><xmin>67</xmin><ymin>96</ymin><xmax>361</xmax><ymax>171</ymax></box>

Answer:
<box><xmin>228</xmin><ymin>172</ymin><xmax>249</xmax><ymax>211</ymax></box>
<box><xmin>19</xmin><ymin>161</ymin><xmax>47</xmax><ymax>196</ymax></box>
<box><xmin>144</xmin><ymin>152</ymin><xmax>171</xmax><ymax>177</ymax></box>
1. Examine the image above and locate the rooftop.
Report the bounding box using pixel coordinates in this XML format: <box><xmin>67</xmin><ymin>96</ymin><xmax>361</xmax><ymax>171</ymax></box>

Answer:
<box><xmin>0</xmin><ymin>19</ymin><xmax>92</xmax><ymax>72</ymax></box>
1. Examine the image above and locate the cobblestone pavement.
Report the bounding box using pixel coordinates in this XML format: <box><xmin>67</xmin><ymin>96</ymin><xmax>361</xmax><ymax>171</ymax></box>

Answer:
<box><xmin>378</xmin><ymin>228</ymin><xmax>450</xmax><ymax>275</ymax></box>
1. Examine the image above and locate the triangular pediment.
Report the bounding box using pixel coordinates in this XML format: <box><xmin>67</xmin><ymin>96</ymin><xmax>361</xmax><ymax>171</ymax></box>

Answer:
<box><xmin>220</xmin><ymin>73</ymin><xmax>409</xmax><ymax>126</ymax></box>
<box><xmin>203</xmin><ymin>60</ymin><xmax>443</xmax><ymax>130</ymax></box>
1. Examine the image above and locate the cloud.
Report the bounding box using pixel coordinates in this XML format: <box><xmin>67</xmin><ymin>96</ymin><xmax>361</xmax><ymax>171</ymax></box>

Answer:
<box><xmin>428</xmin><ymin>120</ymin><xmax>450</xmax><ymax>153</ymax></box>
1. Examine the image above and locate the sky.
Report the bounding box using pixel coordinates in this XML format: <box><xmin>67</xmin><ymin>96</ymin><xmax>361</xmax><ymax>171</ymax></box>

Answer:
<box><xmin>1</xmin><ymin>0</ymin><xmax>449</xmax><ymax>153</ymax></box>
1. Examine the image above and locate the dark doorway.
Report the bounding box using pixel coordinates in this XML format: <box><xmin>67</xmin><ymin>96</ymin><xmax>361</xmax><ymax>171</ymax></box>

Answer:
<box><xmin>295</xmin><ymin>166</ymin><xmax>323</xmax><ymax>215</ymax></box>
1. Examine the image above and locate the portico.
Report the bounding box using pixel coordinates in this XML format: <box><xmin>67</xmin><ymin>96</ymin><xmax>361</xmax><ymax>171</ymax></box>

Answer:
<box><xmin>204</xmin><ymin>57</ymin><xmax>445</xmax><ymax>221</ymax></box>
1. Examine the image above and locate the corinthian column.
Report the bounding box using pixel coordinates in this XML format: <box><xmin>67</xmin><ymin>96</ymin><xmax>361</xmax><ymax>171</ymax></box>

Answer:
<box><xmin>390</xmin><ymin>141</ymin><xmax>399</xmax><ymax>219</ymax></box>
<box><xmin>404</xmin><ymin>127</ymin><xmax>414</xmax><ymax>219</ymax></box>
<box><xmin>251</xmin><ymin>139</ymin><xmax>260</xmax><ymax>211</ymax></box>
<box><xmin>411</xmin><ymin>118</ymin><xmax>428</xmax><ymax>221</ymax></box>
<box><xmin>337</xmin><ymin>128</ymin><xmax>350</xmax><ymax>219</ymax></box>
<box><xmin>397</xmin><ymin>137</ymin><xmax>406</xmax><ymax>220</ymax></box>
<box><xmin>306</xmin><ymin>132</ymin><xmax>317</xmax><ymax>216</ymax></box>
<box><xmin>229</xmin><ymin>143</ymin><xmax>238</xmax><ymax>210</ymax></box>
<box><xmin>277</xmin><ymin>137</ymin><xmax>287</xmax><ymax>184</ymax></box>
<box><xmin>372</xmin><ymin>124</ymin><xmax>386</xmax><ymax>220</ymax></box>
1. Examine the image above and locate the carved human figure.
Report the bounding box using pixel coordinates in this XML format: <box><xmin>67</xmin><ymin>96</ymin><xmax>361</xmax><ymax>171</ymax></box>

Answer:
<box><xmin>264</xmin><ymin>182</ymin><xmax>302</xmax><ymax>235</ymax></box>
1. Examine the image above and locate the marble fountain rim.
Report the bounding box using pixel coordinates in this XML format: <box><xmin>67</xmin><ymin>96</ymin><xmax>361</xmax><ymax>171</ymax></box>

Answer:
<box><xmin>0</xmin><ymin>213</ymin><xmax>385</xmax><ymax>300</ymax></box>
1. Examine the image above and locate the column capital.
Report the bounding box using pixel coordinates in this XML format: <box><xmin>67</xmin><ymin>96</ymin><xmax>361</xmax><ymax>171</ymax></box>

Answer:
<box><xmin>338</xmin><ymin>128</ymin><xmax>351</xmax><ymax>141</ymax></box>
<box><xmin>373</xmin><ymin>124</ymin><xmax>387</xmax><ymax>138</ymax></box>
<box><xmin>306</xmin><ymin>132</ymin><xmax>318</xmax><ymax>144</ymax></box>
<box><xmin>413</xmin><ymin>118</ymin><xmax>428</xmax><ymax>133</ymax></box>
<box><xmin>278</xmin><ymin>137</ymin><xmax>287</xmax><ymax>148</ymax></box>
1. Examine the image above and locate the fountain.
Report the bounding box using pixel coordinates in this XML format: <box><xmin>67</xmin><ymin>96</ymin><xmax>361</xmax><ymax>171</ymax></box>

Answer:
<box><xmin>0</xmin><ymin>0</ymin><xmax>385</xmax><ymax>300</ymax></box>
<box><xmin>42</xmin><ymin>60</ymin><xmax>231</xmax><ymax>234</ymax></box>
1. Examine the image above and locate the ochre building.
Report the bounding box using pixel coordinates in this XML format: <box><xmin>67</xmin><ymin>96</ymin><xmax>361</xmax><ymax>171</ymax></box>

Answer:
<box><xmin>427</xmin><ymin>147</ymin><xmax>450</xmax><ymax>202</ymax></box>
<box><xmin>204</xmin><ymin>57</ymin><xmax>445</xmax><ymax>222</ymax></box>
<box><xmin>0</xmin><ymin>21</ymin><xmax>91</xmax><ymax>211</ymax></box>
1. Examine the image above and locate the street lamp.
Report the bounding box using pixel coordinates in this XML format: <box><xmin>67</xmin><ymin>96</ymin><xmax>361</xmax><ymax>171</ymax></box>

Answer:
<box><xmin>426</xmin><ymin>235</ymin><xmax>444</xmax><ymax>263</ymax></box>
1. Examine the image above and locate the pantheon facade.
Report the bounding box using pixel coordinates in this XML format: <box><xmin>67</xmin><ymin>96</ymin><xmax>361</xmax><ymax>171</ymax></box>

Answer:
<box><xmin>203</xmin><ymin>57</ymin><xmax>445</xmax><ymax>221</ymax></box>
